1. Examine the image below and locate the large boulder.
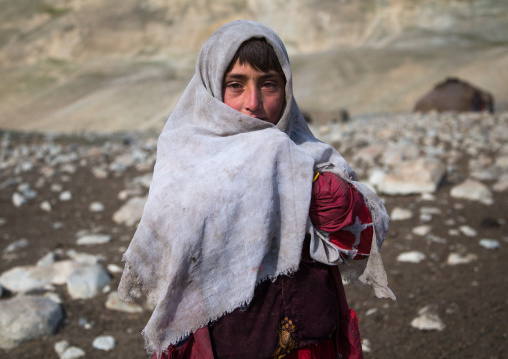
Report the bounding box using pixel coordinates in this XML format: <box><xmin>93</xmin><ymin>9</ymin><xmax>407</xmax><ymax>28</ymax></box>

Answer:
<box><xmin>414</xmin><ymin>77</ymin><xmax>494</xmax><ymax>113</ymax></box>
<box><xmin>0</xmin><ymin>295</ymin><xmax>63</xmax><ymax>349</ymax></box>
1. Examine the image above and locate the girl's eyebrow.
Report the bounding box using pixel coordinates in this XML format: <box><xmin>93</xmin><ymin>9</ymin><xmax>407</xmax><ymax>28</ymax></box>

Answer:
<box><xmin>224</xmin><ymin>73</ymin><xmax>283</xmax><ymax>81</ymax></box>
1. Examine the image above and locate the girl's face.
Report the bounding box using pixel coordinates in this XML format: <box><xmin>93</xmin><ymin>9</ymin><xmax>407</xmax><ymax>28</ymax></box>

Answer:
<box><xmin>223</xmin><ymin>61</ymin><xmax>285</xmax><ymax>125</ymax></box>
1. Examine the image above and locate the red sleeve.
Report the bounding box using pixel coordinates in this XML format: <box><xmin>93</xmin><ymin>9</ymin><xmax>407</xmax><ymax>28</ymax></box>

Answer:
<box><xmin>309</xmin><ymin>173</ymin><xmax>373</xmax><ymax>259</ymax></box>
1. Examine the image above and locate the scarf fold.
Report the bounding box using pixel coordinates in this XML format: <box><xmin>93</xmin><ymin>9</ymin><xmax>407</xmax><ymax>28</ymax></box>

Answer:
<box><xmin>118</xmin><ymin>20</ymin><xmax>393</xmax><ymax>356</ymax></box>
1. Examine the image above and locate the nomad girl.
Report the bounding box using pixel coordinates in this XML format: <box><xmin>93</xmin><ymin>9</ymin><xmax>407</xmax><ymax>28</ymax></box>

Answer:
<box><xmin>118</xmin><ymin>20</ymin><xmax>394</xmax><ymax>359</ymax></box>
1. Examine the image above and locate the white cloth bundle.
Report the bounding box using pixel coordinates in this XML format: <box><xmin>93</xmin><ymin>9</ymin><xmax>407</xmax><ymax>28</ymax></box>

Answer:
<box><xmin>118</xmin><ymin>20</ymin><xmax>394</xmax><ymax>356</ymax></box>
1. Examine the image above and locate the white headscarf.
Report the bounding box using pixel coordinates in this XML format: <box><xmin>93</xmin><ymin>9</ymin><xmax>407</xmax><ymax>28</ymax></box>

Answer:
<box><xmin>118</xmin><ymin>20</ymin><xmax>393</xmax><ymax>356</ymax></box>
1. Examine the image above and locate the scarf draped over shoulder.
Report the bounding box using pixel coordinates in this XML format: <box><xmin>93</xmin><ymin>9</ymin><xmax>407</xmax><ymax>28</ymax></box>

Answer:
<box><xmin>118</xmin><ymin>20</ymin><xmax>394</xmax><ymax>356</ymax></box>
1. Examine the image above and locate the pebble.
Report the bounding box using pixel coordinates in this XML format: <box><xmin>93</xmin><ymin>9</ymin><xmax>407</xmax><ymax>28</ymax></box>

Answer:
<box><xmin>66</xmin><ymin>264</ymin><xmax>111</xmax><ymax>299</ymax></box>
<box><xmin>112</xmin><ymin>196</ymin><xmax>147</xmax><ymax>226</ymax></box>
<box><xmin>40</xmin><ymin>200</ymin><xmax>52</xmax><ymax>212</ymax></box>
<box><xmin>397</xmin><ymin>251</ymin><xmax>425</xmax><ymax>263</ymax></box>
<box><xmin>450</xmin><ymin>179</ymin><xmax>493</xmax><ymax>205</ymax></box>
<box><xmin>4</xmin><ymin>238</ymin><xmax>29</xmax><ymax>253</ymax></box>
<box><xmin>412</xmin><ymin>225</ymin><xmax>431</xmax><ymax>236</ymax></box>
<box><xmin>105</xmin><ymin>291</ymin><xmax>143</xmax><ymax>313</ymax></box>
<box><xmin>479</xmin><ymin>239</ymin><xmax>500</xmax><ymax>249</ymax></box>
<box><xmin>12</xmin><ymin>192</ymin><xmax>26</xmax><ymax>207</ymax></box>
<box><xmin>89</xmin><ymin>201</ymin><xmax>105</xmax><ymax>212</ymax></box>
<box><xmin>410</xmin><ymin>305</ymin><xmax>445</xmax><ymax>331</ymax></box>
<box><xmin>92</xmin><ymin>335</ymin><xmax>116</xmax><ymax>351</ymax></box>
<box><xmin>459</xmin><ymin>225</ymin><xmax>477</xmax><ymax>237</ymax></box>
<box><xmin>59</xmin><ymin>191</ymin><xmax>72</xmax><ymax>201</ymax></box>
<box><xmin>447</xmin><ymin>253</ymin><xmax>478</xmax><ymax>265</ymax></box>
<box><xmin>390</xmin><ymin>207</ymin><xmax>413</xmax><ymax>221</ymax></box>
<box><xmin>76</xmin><ymin>234</ymin><xmax>112</xmax><ymax>245</ymax></box>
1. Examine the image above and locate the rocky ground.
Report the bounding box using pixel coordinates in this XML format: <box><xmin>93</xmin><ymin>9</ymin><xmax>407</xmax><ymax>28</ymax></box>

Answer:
<box><xmin>0</xmin><ymin>111</ymin><xmax>507</xmax><ymax>358</ymax></box>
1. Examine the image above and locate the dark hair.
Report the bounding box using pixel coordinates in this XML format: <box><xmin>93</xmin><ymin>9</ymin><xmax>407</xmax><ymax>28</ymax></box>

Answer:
<box><xmin>225</xmin><ymin>38</ymin><xmax>285</xmax><ymax>77</ymax></box>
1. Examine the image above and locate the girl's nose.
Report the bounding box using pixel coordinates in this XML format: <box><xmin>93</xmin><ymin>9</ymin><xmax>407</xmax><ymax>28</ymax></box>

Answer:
<box><xmin>245</xmin><ymin>86</ymin><xmax>262</xmax><ymax>112</ymax></box>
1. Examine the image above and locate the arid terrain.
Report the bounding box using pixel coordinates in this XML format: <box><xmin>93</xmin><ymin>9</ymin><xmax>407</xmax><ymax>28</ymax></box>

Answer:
<box><xmin>1</xmin><ymin>111</ymin><xmax>507</xmax><ymax>358</ymax></box>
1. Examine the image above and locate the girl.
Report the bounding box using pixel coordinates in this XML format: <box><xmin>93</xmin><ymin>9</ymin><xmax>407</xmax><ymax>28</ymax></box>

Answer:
<box><xmin>118</xmin><ymin>20</ymin><xmax>394</xmax><ymax>359</ymax></box>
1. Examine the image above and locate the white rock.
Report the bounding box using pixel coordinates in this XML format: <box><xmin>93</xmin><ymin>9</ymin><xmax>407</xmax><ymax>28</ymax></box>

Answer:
<box><xmin>410</xmin><ymin>306</ymin><xmax>445</xmax><ymax>331</ymax></box>
<box><xmin>412</xmin><ymin>225</ymin><xmax>431</xmax><ymax>236</ymax></box>
<box><xmin>479</xmin><ymin>239</ymin><xmax>500</xmax><ymax>249</ymax></box>
<box><xmin>44</xmin><ymin>292</ymin><xmax>63</xmax><ymax>304</ymax></box>
<box><xmin>89</xmin><ymin>202</ymin><xmax>105</xmax><ymax>212</ymax></box>
<box><xmin>420</xmin><ymin>207</ymin><xmax>441</xmax><ymax>215</ymax></box>
<box><xmin>59</xmin><ymin>191</ymin><xmax>72</xmax><ymax>201</ymax></box>
<box><xmin>54</xmin><ymin>340</ymin><xmax>69</xmax><ymax>356</ymax></box>
<box><xmin>447</xmin><ymin>253</ymin><xmax>478</xmax><ymax>265</ymax></box>
<box><xmin>397</xmin><ymin>251</ymin><xmax>425</xmax><ymax>263</ymax></box>
<box><xmin>66</xmin><ymin>265</ymin><xmax>111</xmax><ymax>299</ymax></box>
<box><xmin>118</xmin><ymin>188</ymin><xmax>143</xmax><ymax>200</ymax></box>
<box><xmin>450</xmin><ymin>179</ymin><xmax>493</xmax><ymax>205</ymax></box>
<box><xmin>421</xmin><ymin>193</ymin><xmax>436</xmax><ymax>201</ymax></box>
<box><xmin>4</xmin><ymin>238</ymin><xmax>29</xmax><ymax>253</ymax></box>
<box><xmin>12</xmin><ymin>192</ymin><xmax>26</xmax><ymax>207</ymax></box>
<box><xmin>37</xmin><ymin>252</ymin><xmax>59</xmax><ymax>267</ymax></box>
<box><xmin>61</xmin><ymin>346</ymin><xmax>86</xmax><ymax>359</ymax></box>
<box><xmin>113</xmin><ymin>196</ymin><xmax>147</xmax><ymax>226</ymax></box>
<box><xmin>361</xmin><ymin>338</ymin><xmax>371</xmax><ymax>353</ymax></box>
<box><xmin>76</xmin><ymin>234</ymin><xmax>112</xmax><ymax>245</ymax></box>
<box><xmin>51</xmin><ymin>184</ymin><xmax>63</xmax><ymax>192</ymax></box>
<box><xmin>0</xmin><ymin>217</ymin><xmax>6</xmax><ymax>226</ymax></box>
<box><xmin>105</xmin><ymin>292</ymin><xmax>143</xmax><ymax>313</ymax></box>
<box><xmin>107</xmin><ymin>264</ymin><xmax>123</xmax><ymax>274</ymax></box>
<box><xmin>0</xmin><ymin>295</ymin><xmax>63</xmax><ymax>349</ymax></box>
<box><xmin>459</xmin><ymin>225</ymin><xmax>477</xmax><ymax>237</ymax></box>
<box><xmin>40</xmin><ymin>200</ymin><xmax>52</xmax><ymax>212</ymax></box>
<box><xmin>493</xmin><ymin>173</ymin><xmax>508</xmax><ymax>192</ymax></box>
<box><xmin>390</xmin><ymin>207</ymin><xmax>413</xmax><ymax>221</ymax></box>
<box><xmin>93</xmin><ymin>335</ymin><xmax>116</xmax><ymax>351</ymax></box>
<box><xmin>92</xmin><ymin>167</ymin><xmax>108</xmax><ymax>179</ymax></box>
<box><xmin>66</xmin><ymin>249</ymin><xmax>105</xmax><ymax>265</ymax></box>
<box><xmin>378</xmin><ymin>158</ymin><xmax>446</xmax><ymax>195</ymax></box>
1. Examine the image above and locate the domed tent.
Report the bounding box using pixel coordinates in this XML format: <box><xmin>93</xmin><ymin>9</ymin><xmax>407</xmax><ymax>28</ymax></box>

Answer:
<box><xmin>414</xmin><ymin>77</ymin><xmax>494</xmax><ymax>113</ymax></box>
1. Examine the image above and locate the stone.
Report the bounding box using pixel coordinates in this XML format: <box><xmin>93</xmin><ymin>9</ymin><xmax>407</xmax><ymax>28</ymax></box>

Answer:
<box><xmin>412</xmin><ymin>225</ymin><xmax>431</xmax><ymax>236</ymax></box>
<box><xmin>54</xmin><ymin>340</ymin><xmax>69</xmax><ymax>356</ymax></box>
<box><xmin>60</xmin><ymin>346</ymin><xmax>86</xmax><ymax>359</ymax></box>
<box><xmin>59</xmin><ymin>191</ymin><xmax>72</xmax><ymax>201</ymax></box>
<box><xmin>0</xmin><ymin>295</ymin><xmax>63</xmax><ymax>349</ymax></box>
<box><xmin>105</xmin><ymin>291</ymin><xmax>143</xmax><ymax>313</ymax></box>
<box><xmin>390</xmin><ymin>207</ymin><xmax>413</xmax><ymax>221</ymax></box>
<box><xmin>397</xmin><ymin>251</ymin><xmax>425</xmax><ymax>263</ymax></box>
<box><xmin>378</xmin><ymin>158</ymin><xmax>446</xmax><ymax>195</ymax></box>
<box><xmin>12</xmin><ymin>192</ymin><xmax>26</xmax><ymax>207</ymax></box>
<box><xmin>459</xmin><ymin>225</ymin><xmax>477</xmax><ymax>237</ymax></box>
<box><xmin>450</xmin><ymin>179</ymin><xmax>493</xmax><ymax>205</ymax></box>
<box><xmin>92</xmin><ymin>335</ymin><xmax>116</xmax><ymax>351</ymax></box>
<box><xmin>89</xmin><ymin>202</ymin><xmax>105</xmax><ymax>212</ymax></box>
<box><xmin>447</xmin><ymin>253</ymin><xmax>478</xmax><ymax>265</ymax></box>
<box><xmin>66</xmin><ymin>264</ymin><xmax>111</xmax><ymax>299</ymax></box>
<box><xmin>4</xmin><ymin>238</ymin><xmax>29</xmax><ymax>253</ymax></box>
<box><xmin>361</xmin><ymin>338</ymin><xmax>371</xmax><ymax>353</ymax></box>
<box><xmin>66</xmin><ymin>249</ymin><xmax>105</xmax><ymax>265</ymax></box>
<box><xmin>51</xmin><ymin>183</ymin><xmax>63</xmax><ymax>192</ymax></box>
<box><xmin>0</xmin><ymin>217</ymin><xmax>6</xmax><ymax>226</ymax></box>
<box><xmin>76</xmin><ymin>234</ymin><xmax>112</xmax><ymax>245</ymax></box>
<box><xmin>493</xmin><ymin>173</ymin><xmax>508</xmax><ymax>192</ymax></box>
<box><xmin>107</xmin><ymin>264</ymin><xmax>123</xmax><ymax>274</ymax></box>
<box><xmin>410</xmin><ymin>305</ymin><xmax>445</xmax><ymax>331</ymax></box>
<box><xmin>40</xmin><ymin>200</ymin><xmax>52</xmax><ymax>212</ymax></box>
<box><xmin>92</xmin><ymin>166</ymin><xmax>109</xmax><ymax>179</ymax></box>
<box><xmin>112</xmin><ymin>196</ymin><xmax>147</xmax><ymax>226</ymax></box>
<box><xmin>479</xmin><ymin>239</ymin><xmax>500</xmax><ymax>249</ymax></box>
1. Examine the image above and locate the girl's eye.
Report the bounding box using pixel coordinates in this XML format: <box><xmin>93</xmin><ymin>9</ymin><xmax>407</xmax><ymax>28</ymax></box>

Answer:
<box><xmin>227</xmin><ymin>83</ymin><xmax>243</xmax><ymax>89</ymax></box>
